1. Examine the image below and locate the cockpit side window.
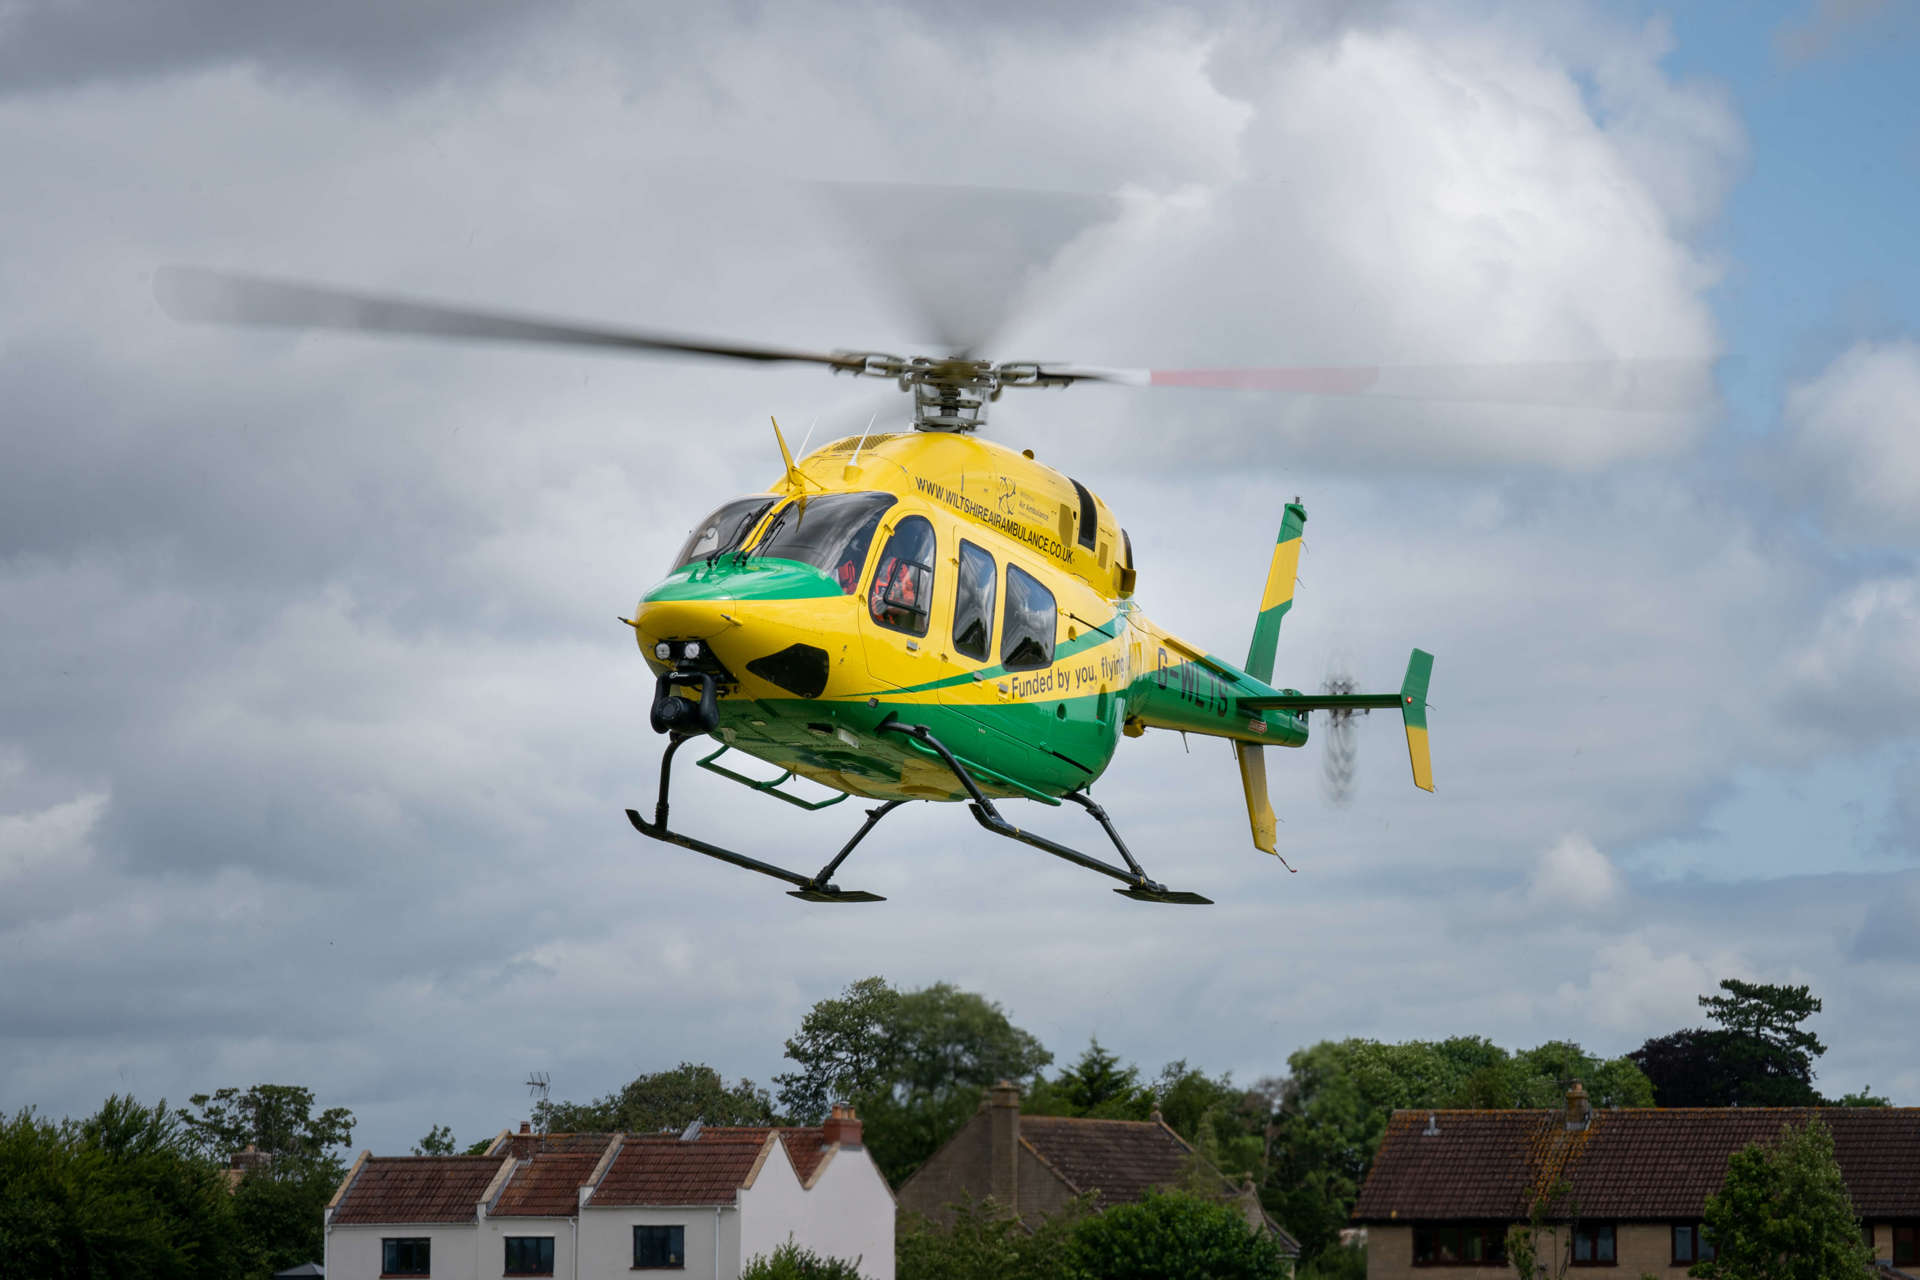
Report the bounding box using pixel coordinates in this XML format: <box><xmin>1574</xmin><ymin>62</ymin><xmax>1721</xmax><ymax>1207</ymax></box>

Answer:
<box><xmin>1069</xmin><ymin>477</ymin><xmax>1098</xmax><ymax>551</ymax></box>
<box><xmin>952</xmin><ymin>540</ymin><xmax>997</xmax><ymax>661</ymax></box>
<box><xmin>870</xmin><ymin>515</ymin><xmax>936</xmax><ymax>637</ymax></box>
<box><xmin>751</xmin><ymin>492</ymin><xmax>895</xmax><ymax>594</ymax></box>
<box><xmin>672</xmin><ymin>495</ymin><xmax>775</xmax><ymax>570</ymax></box>
<box><xmin>1002</xmin><ymin>563</ymin><xmax>1056</xmax><ymax>670</ymax></box>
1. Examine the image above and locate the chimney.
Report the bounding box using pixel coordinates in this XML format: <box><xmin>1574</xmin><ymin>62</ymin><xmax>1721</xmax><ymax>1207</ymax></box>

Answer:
<box><xmin>988</xmin><ymin>1079</ymin><xmax>1020</xmax><ymax>1210</ymax></box>
<box><xmin>822</xmin><ymin>1103</ymin><xmax>863</xmax><ymax>1148</ymax></box>
<box><xmin>229</xmin><ymin>1143</ymin><xmax>272</xmax><ymax>1177</ymax></box>
<box><xmin>1564</xmin><ymin>1080</ymin><xmax>1592</xmax><ymax>1132</ymax></box>
<box><xmin>512</xmin><ymin>1121</ymin><xmax>537</xmax><ymax>1160</ymax></box>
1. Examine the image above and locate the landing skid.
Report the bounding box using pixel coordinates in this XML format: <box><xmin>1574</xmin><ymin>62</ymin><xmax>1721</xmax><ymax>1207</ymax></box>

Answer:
<box><xmin>626</xmin><ymin>734</ymin><xmax>897</xmax><ymax>902</ymax></box>
<box><xmin>626</xmin><ymin>721</ymin><xmax>1211</xmax><ymax>906</ymax></box>
<box><xmin>877</xmin><ymin>719</ymin><xmax>1211</xmax><ymax>905</ymax></box>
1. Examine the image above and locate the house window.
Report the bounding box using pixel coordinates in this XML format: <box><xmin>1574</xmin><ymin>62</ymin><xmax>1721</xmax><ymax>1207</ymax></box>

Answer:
<box><xmin>1895</xmin><ymin>1225</ymin><xmax>1919</xmax><ymax>1265</ymax></box>
<box><xmin>504</xmin><ymin>1235</ymin><xmax>555</xmax><ymax>1275</ymax></box>
<box><xmin>382</xmin><ymin>1237</ymin><xmax>430</xmax><ymax>1276</ymax></box>
<box><xmin>1572</xmin><ymin>1223</ymin><xmax>1616</xmax><ymax>1265</ymax></box>
<box><xmin>1001</xmin><ymin>564</ymin><xmax>1056</xmax><ymax>671</ymax></box>
<box><xmin>951</xmin><ymin>540</ymin><xmax>996</xmax><ymax>661</ymax></box>
<box><xmin>1672</xmin><ymin>1224</ymin><xmax>1716</xmax><ymax>1264</ymax></box>
<box><xmin>1412</xmin><ymin>1224</ymin><xmax>1508</xmax><ymax>1265</ymax></box>
<box><xmin>634</xmin><ymin>1225</ymin><xmax>686</xmax><ymax>1269</ymax></box>
<box><xmin>869</xmin><ymin>516</ymin><xmax>936</xmax><ymax>637</ymax></box>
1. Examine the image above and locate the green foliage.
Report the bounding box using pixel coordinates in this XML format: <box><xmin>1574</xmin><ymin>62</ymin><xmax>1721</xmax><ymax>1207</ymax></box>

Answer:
<box><xmin>0</xmin><ymin>1097</ymin><xmax>248</xmax><ymax>1280</ymax></box>
<box><xmin>1693</xmin><ymin>1117</ymin><xmax>1871</xmax><ymax>1280</ymax></box>
<box><xmin>1061</xmin><ymin>1189</ymin><xmax>1289</xmax><ymax>1280</ymax></box>
<box><xmin>895</xmin><ymin>1199</ymin><xmax>1081</xmax><ymax>1280</ymax></box>
<box><xmin>740</xmin><ymin>1239</ymin><xmax>867</xmax><ymax>1279</ymax></box>
<box><xmin>177</xmin><ymin>1084</ymin><xmax>354</xmax><ymax>1169</ymax></box>
<box><xmin>1297</xmin><ymin>1242</ymin><xmax>1367</xmax><ymax>1280</ymax></box>
<box><xmin>1829</xmin><ymin>1086</ymin><xmax>1890</xmax><ymax>1107</ymax></box>
<box><xmin>539</xmin><ymin>1061</ymin><xmax>775</xmax><ymax>1133</ymax></box>
<box><xmin>778</xmin><ymin>977</ymin><xmax>1051</xmax><ymax>1183</ymax></box>
<box><xmin>1631</xmin><ymin>980</ymin><xmax>1830</xmax><ymax>1107</ymax></box>
<box><xmin>1050</xmin><ymin>1038</ymin><xmax>1149</xmax><ymax>1116</ymax></box>
<box><xmin>413</xmin><ymin>1123</ymin><xmax>456</xmax><ymax>1155</ymax></box>
<box><xmin>1505</xmin><ymin>1177</ymin><xmax>1575</xmax><ymax>1280</ymax></box>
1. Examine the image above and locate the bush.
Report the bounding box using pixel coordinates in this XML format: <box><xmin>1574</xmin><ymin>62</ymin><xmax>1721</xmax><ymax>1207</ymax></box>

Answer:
<box><xmin>1063</xmin><ymin>1189</ymin><xmax>1289</xmax><ymax>1280</ymax></box>
<box><xmin>740</xmin><ymin>1240</ymin><xmax>866</xmax><ymax>1279</ymax></box>
<box><xmin>896</xmin><ymin>1198</ymin><xmax>1080</xmax><ymax>1280</ymax></box>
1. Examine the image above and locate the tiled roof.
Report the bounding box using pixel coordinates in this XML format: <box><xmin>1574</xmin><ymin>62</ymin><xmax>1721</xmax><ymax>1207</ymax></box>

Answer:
<box><xmin>779</xmin><ymin>1128</ymin><xmax>833</xmax><ymax>1184</ymax></box>
<box><xmin>492</xmin><ymin>1152</ymin><xmax>605</xmax><ymax>1217</ymax></box>
<box><xmin>331</xmin><ymin>1156</ymin><xmax>508</xmax><ymax>1224</ymax></box>
<box><xmin>1354</xmin><ymin>1108</ymin><xmax>1920</xmax><ymax>1223</ymax></box>
<box><xmin>1018</xmin><ymin>1116</ymin><xmax>1196</xmax><ymax>1211</ymax></box>
<box><xmin>590</xmin><ymin>1130</ymin><xmax>774</xmax><ymax>1207</ymax></box>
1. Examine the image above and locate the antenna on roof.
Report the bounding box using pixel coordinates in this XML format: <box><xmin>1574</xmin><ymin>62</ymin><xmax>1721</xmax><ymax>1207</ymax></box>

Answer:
<box><xmin>526</xmin><ymin>1072</ymin><xmax>551</xmax><ymax>1140</ymax></box>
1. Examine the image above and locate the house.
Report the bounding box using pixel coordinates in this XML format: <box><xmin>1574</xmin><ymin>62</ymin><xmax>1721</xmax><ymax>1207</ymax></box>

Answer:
<box><xmin>1352</xmin><ymin>1082</ymin><xmax>1920</xmax><ymax>1278</ymax></box>
<box><xmin>897</xmin><ymin>1079</ymin><xmax>1298</xmax><ymax>1260</ymax></box>
<box><xmin>323</xmin><ymin>1106</ymin><xmax>893</xmax><ymax>1279</ymax></box>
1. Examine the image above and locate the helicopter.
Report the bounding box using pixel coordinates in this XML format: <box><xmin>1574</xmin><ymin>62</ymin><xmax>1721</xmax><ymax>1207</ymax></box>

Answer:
<box><xmin>156</xmin><ymin>265</ymin><xmax>1437</xmax><ymax>906</ymax></box>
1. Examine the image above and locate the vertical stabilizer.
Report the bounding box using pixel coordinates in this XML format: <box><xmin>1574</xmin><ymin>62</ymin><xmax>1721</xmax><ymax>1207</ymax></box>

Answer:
<box><xmin>1245</xmin><ymin>502</ymin><xmax>1306</xmax><ymax>684</ymax></box>
<box><xmin>1234</xmin><ymin>742</ymin><xmax>1277</xmax><ymax>854</ymax></box>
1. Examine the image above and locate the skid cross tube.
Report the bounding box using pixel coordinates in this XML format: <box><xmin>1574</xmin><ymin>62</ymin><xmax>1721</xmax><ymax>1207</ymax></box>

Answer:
<box><xmin>626</xmin><ymin>734</ymin><xmax>894</xmax><ymax>902</ymax></box>
<box><xmin>875</xmin><ymin>719</ymin><xmax>1211</xmax><ymax>905</ymax></box>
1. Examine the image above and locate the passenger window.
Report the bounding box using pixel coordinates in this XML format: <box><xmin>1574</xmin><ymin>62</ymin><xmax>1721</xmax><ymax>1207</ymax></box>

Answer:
<box><xmin>870</xmin><ymin>516</ymin><xmax>936</xmax><ymax>637</ymax></box>
<box><xmin>1002</xmin><ymin>564</ymin><xmax>1056</xmax><ymax>670</ymax></box>
<box><xmin>952</xmin><ymin>541</ymin><xmax>997</xmax><ymax>661</ymax></box>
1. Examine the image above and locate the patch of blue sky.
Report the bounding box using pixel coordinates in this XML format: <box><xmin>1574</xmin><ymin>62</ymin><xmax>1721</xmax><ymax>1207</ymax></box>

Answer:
<box><xmin>1622</xmin><ymin>740</ymin><xmax>1914</xmax><ymax>882</ymax></box>
<box><xmin>1646</xmin><ymin>0</ymin><xmax>1920</xmax><ymax>436</ymax></box>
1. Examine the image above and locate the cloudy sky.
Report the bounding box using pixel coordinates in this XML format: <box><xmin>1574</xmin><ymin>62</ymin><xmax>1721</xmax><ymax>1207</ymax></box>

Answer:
<box><xmin>5</xmin><ymin>0</ymin><xmax>1920</xmax><ymax>1157</ymax></box>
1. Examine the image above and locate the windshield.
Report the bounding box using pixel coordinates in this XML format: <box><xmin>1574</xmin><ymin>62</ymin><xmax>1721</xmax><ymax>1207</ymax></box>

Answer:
<box><xmin>671</xmin><ymin>495</ymin><xmax>776</xmax><ymax>570</ymax></box>
<box><xmin>752</xmin><ymin>492</ymin><xmax>895</xmax><ymax>593</ymax></box>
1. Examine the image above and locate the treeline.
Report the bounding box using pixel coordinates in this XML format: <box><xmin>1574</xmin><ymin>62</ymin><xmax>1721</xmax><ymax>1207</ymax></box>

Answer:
<box><xmin>0</xmin><ymin>976</ymin><xmax>1877</xmax><ymax>1277</ymax></box>
<box><xmin>0</xmin><ymin>1085</ymin><xmax>351</xmax><ymax>1280</ymax></box>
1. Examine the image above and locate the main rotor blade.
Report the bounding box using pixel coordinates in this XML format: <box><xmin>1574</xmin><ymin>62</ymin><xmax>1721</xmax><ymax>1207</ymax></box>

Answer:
<box><xmin>155</xmin><ymin>266</ymin><xmax>865</xmax><ymax>372</ymax></box>
<box><xmin>1039</xmin><ymin>358</ymin><xmax>1722</xmax><ymax>413</ymax></box>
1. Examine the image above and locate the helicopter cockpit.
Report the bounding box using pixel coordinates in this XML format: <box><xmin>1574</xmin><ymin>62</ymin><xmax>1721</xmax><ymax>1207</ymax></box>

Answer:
<box><xmin>671</xmin><ymin>495</ymin><xmax>775</xmax><ymax>570</ymax></box>
<box><xmin>743</xmin><ymin>492</ymin><xmax>893</xmax><ymax>594</ymax></box>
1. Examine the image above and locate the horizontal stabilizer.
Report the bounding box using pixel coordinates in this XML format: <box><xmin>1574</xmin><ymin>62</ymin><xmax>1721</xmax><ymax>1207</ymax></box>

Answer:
<box><xmin>1240</xmin><ymin>649</ymin><xmax>1435</xmax><ymax>792</ymax></box>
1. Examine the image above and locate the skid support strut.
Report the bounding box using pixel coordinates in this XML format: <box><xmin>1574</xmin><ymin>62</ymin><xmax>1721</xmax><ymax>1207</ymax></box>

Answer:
<box><xmin>876</xmin><ymin>719</ymin><xmax>1211</xmax><ymax>904</ymax></box>
<box><xmin>626</xmin><ymin>734</ymin><xmax>897</xmax><ymax>902</ymax></box>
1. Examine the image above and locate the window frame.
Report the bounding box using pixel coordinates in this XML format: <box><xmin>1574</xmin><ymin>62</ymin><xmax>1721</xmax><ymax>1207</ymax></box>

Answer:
<box><xmin>504</xmin><ymin>1234</ymin><xmax>556</xmax><ymax>1276</ymax></box>
<box><xmin>1571</xmin><ymin>1222</ymin><xmax>1617</xmax><ymax>1266</ymax></box>
<box><xmin>1671</xmin><ymin>1223</ymin><xmax>1716</xmax><ymax>1264</ymax></box>
<box><xmin>381</xmin><ymin>1236</ymin><xmax>431</xmax><ymax>1277</ymax></box>
<box><xmin>868</xmin><ymin>514</ymin><xmax>937</xmax><ymax>638</ymax></box>
<box><xmin>1000</xmin><ymin>562</ymin><xmax>1057</xmax><ymax>672</ymax></box>
<box><xmin>633</xmin><ymin>1223</ymin><xmax>687</xmax><ymax>1270</ymax></box>
<box><xmin>1894</xmin><ymin>1224</ymin><xmax>1919</xmax><ymax>1265</ymax></box>
<box><xmin>950</xmin><ymin>539</ymin><xmax>997</xmax><ymax>662</ymax></box>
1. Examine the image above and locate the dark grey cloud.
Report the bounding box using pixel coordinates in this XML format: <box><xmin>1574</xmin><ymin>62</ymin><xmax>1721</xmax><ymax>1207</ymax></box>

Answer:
<box><xmin>0</xmin><ymin>0</ymin><xmax>559</xmax><ymax>97</ymax></box>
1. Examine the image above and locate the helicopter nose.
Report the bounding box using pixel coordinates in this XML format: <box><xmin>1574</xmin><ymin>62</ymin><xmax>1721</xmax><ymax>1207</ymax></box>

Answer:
<box><xmin>634</xmin><ymin>598</ymin><xmax>732</xmax><ymax>645</ymax></box>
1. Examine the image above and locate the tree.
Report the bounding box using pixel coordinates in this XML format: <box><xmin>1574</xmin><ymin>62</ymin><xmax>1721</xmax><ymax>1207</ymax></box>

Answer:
<box><xmin>1693</xmin><ymin>1117</ymin><xmax>1871</xmax><ymax>1280</ymax></box>
<box><xmin>739</xmin><ymin>1240</ymin><xmax>866</xmax><ymax>1279</ymax></box>
<box><xmin>1829</xmin><ymin>1087</ymin><xmax>1890</xmax><ymax>1107</ymax></box>
<box><xmin>178</xmin><ymin>1083</ymin><xmax>356</xmax><ymax>1273</ymax></box>
<box><xmin>1062</xmin><ymin>1189</ymin><xmax>1290</xmax><ymax>1280</ymax></box>
<box><xmin>1629</xmin><ymin>980</ymin><xmax>1829</xmax><ymax>1107</ymax></box>
<box><xmin>177</xmin><ymin>1084</ymin><xmax>354</xmax><ymax>1167</ymax></box>
<box><xmin>539</xmin><ymin>1062</ymin><xmax>775</xmax><ymax>1133</ymax></box>
<box><xmin>1505</xmin><ymin>1177</ymin><xmax>1576</xmax><ymax>1280</ymax></box>
<box><xmin>1050</xmin><ymin>1038</ymin><xmax>1147</xmax><ymax>1116</ymax></box>
<box><xmin>413</xmin><ymin>1124</ymin><xmax>456</xmax><ymax>1155</ymax></box>
<box><xmin>0</xmin><ymin>1096</ymin><xmax>248</xmax><ymax>1280</ymax></box>
<box><xmin>777</xmin><ymin>978</ymin><xmax>1051</xmax><ymax>1183</ymax></box>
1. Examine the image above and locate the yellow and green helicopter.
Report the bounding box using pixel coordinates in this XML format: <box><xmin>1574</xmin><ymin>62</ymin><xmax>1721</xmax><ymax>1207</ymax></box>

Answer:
<box><xmin>157</xmin><ymin>267</ymin><xmax>1434</xmax><ymax>906</ymax></box>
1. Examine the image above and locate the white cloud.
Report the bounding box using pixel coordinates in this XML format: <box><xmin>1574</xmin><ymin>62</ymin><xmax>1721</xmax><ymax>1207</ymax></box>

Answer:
<box><xmin>1550</xmin><ymin>938</ymin><xmax>1738</xmax><ymax>1036</ymax></box>
<box><xmin>1525</xmin><ymin>834</ymin><xmax>1623</xmax><ymax>914</ymax></box>
<box><xmin>1783</xmin><ymin>575</ymin><xmax>1920</xmax><ymax>740</ymax></box>
<box><xmin>1783</xmin><ymin>339</ymin><xmax>1920</xmax><ymax>543</ymax></box>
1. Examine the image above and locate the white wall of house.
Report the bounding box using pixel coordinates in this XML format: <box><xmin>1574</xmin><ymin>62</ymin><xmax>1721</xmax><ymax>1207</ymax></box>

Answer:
<box><xmin>579</xmin><ymin>1203</ymin><xmax>735</xmax><ymax>1280</ymax></box>
<box><xmin>737</xmin><ymin>1138</ymin><xmax>808</xmax><ymax>1271</ymax></box>
<box><xmin>786</xmin><ymin>1148</ymin><xmax>895</xmax><ymax>1280</ymax></box>
<box><xmin>478</xmin><ymin>1214</ymin><xmax>575</xmax><ymax>1280</ymax></box>
<box><xmin>326</xmin><ymin>1222</ymin><xmax>477</xmax><ymax>1280</ymax></box>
